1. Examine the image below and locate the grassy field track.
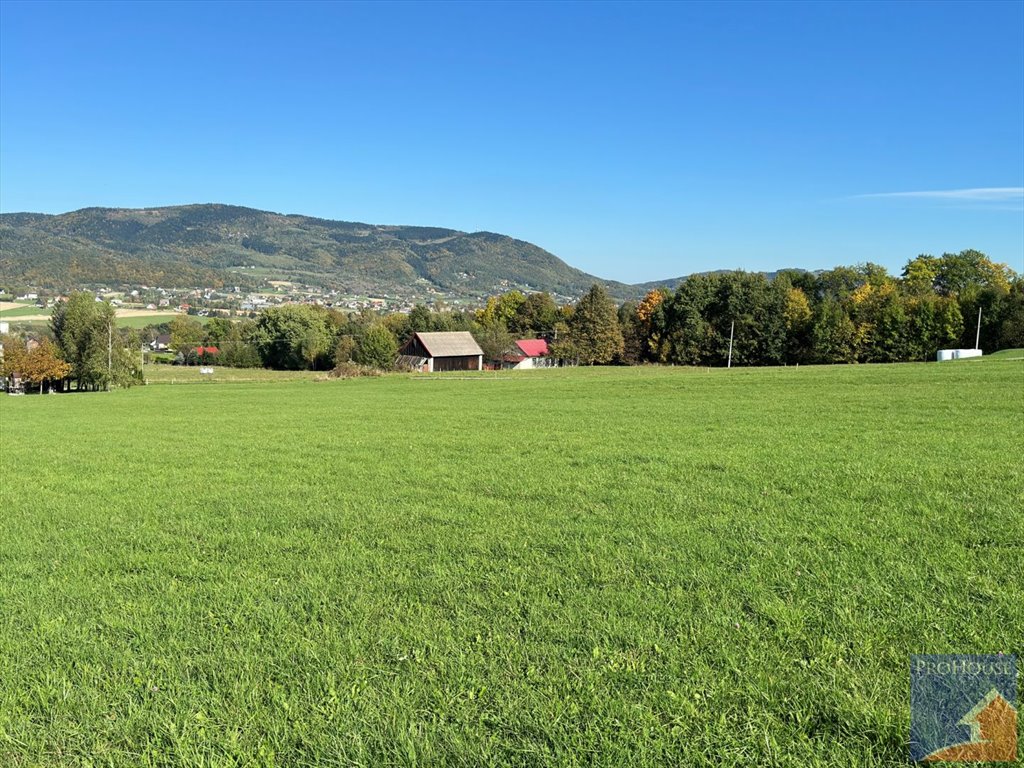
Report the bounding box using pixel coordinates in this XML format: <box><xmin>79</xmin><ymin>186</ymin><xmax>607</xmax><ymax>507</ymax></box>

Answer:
<box><xmin>141</xmin><ymin>365</ymin><xmax>321</xmax><ymax>386</ymax></box>
<box><xmin>0</xmin><ymin>303</ymin><xmax>49</xmax><ymax>319</ymax></box>
<box><xmin>1</xmin><ymin>362</ymin><xmax>1021</xmax><ymax>766</ymax></box>
<box><xmin>1</xmin><ymin>312</ymin><xmax>210</xmax><ymax>330</ymax></box>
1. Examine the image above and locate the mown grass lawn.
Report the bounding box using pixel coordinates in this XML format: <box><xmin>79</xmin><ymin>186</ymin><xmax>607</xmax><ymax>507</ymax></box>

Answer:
<box><xmin>1</xmin><ymin>361</ymin><xmax>1021</xmax><ymax>767</ymax></box>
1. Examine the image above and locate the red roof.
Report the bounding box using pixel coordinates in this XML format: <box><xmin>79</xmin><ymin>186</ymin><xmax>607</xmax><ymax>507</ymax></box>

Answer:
<box><xmin>515</xmin><ymin>339</ymin><xmax>549</xmax><ymax>357</ymax></box>
<box><xmin>194</xmin><ymin>346</ymin><xmax>220</xmax><ymax>355</ymax></box>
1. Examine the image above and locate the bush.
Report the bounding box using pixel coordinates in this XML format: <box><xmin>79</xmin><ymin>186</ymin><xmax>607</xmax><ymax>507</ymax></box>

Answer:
<box><xmin>329</xmin><ymin>361</ymin><xmax>383</xmax><ymax>379</ymax></box>
<box><xmin>222</xmin><ymin>343</ymin><xmax>262</xmax><ymax>369</ymax></box>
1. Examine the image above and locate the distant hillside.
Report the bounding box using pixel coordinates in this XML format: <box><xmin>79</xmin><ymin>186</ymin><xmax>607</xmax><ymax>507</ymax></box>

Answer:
<box><xmin>0</xmin><ymin>204</ymin><xmax>643</xmax><ymax>298</ymax></box>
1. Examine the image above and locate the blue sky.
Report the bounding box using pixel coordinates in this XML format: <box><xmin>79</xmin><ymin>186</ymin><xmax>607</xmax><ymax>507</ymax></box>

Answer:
<box><xmin>1</xmin><ymin>1</ymin><xmax>1021</xmax><ymax>283</ymax></box>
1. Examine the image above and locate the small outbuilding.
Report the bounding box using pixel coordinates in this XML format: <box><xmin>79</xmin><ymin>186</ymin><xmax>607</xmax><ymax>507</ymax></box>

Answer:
<box><xmin>398</xmin><ymin>331</ymin><xmax>483</xmax><ymax>372</ymax></box>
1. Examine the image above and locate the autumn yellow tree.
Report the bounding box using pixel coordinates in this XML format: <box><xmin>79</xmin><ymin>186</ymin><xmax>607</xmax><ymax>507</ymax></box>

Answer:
<box><xmin>1</xmin><ymin>335</ymin><xmax>27</xmax><ymax>381</ymax></box>
<box><xmin>783</xmin><ymin>287</ymin><xmax>814</xmax><ymax>362</ymax></box>
<box><xmin>636</xmin><ymin>289</ymin><xmax>665</xmax><ymax>324</ymax></box>
<box><xmin>1</xmin><ymin>337</ymin><xmax>71</xmax><ymax>393</ymax></box>
<box><xmin>475</xmin><ymin>291</ymin><xmax>526</xmax><ymax>328</ymax></box>
<box><xmin>783</xmin><ymin>287</ymin><xmax>812</xmax><ymax>330</ymax></box>
<box><xmin>21</xmin><ymin>339</ymin><xmax>72</xmax><ymax>393</ymax></box>
<box><xmin>635</xmin><ymin>288</ymin><xmax>668</xmax><ymax>360</ymax></box>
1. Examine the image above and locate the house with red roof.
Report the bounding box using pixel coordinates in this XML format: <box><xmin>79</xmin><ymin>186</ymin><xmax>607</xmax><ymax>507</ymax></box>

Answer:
<box><xmin>502</xmin><ymin>338</ymin><xmax>557</xmax><ymax>369</ymax></box>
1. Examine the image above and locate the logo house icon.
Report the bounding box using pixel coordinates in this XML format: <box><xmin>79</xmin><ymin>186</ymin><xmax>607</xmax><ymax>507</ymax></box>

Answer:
<box><xmin>924</xmin><ymin>687</ymin><xmax>1017</xmax><ymax>762</ymax></box>
<box><xmin>911</xmin><ymin>654</ymin><xmax>1018</xmax><ymax>763</ymax></box>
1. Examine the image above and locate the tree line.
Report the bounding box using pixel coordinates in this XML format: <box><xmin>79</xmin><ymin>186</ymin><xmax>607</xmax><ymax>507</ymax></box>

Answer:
<box><xmin>153</xmin><ymin>291</ymin><xmax>566</xmax><ymax>371</ymax></box>
<box><xmin>2</xmin><ymin>249</ymin><xmax>1020</xmax><ymax>390</ymax></box>
<box><xmin>616</xmin><ymin>251</ymin><xmax>1021</xmax><ymax>367</ymax></box>
<box><xmin>167</xmin><ymin>249</ymin><xmax>1020</xmax><ymax>372</ymax></box>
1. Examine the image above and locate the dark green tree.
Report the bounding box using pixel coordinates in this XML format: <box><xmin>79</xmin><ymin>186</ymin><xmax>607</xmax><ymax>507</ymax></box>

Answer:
<box><xmin>203</xmin><ymin>317</ymin><xmax>235</xmax><ymax>345</ymax></box>
<box><xmin>707</xmin><ymin>271</ymin><xmax>787</xmax><ymax>366</ymax></box>
<box><xmin>510</xmin><ymin>292</ymin><xmax>559</xmax><ymax>337</ymax></box>
<box><xmin>816</xmin><ymin>266</ymin><xmax>865</xmax><ymax>301</ymax></box>
<box><xmin>997</xmin><ymin>281</ymin><xmax>1024</xmax><ymax>349</ymax></box>
<box><xmin>568</xmin><ymin>284</ymin><xmax>624</xmax><ymax>365</ymax></box>
<box><xmin>662</xmin><ymin>275</ymin><xmax>716</xmax><ymax>365</ymax></box>
<box><xmin>212</xmin><ymin>319</ymin><xmax>261</xmax><ymax>368</ymax></box>
<box><xmin>472</xmin><ymin>319</ymin><xmax>515</xmax><ymax>366</ymax></box>
<box><xmin>251</xmin><ymin>305</ymin><xmax>333</xmax><ymax>370</ymax></box>
<box><xmin>906</xmin><ymin>294</ymin><xmax>963</xmax><ymax>360</ymax></box>
<box><xmin>617</xmin><ymin>301</ymin><xmax>644</xmax><ymax>365</ymax></box>
<box><xmin>408</xmin><ymin>304</ymin><xmax>433</xmax><ymax>333</ymax></box>
<box><xmin>353</xmin><ymin>324</ymin><xmax>398</xmax><ymax>370</ymax></box>
<box><xmin>811</xmin><ymin>298</ymin><xmax>857</xmax><ymax>363</ymax></box>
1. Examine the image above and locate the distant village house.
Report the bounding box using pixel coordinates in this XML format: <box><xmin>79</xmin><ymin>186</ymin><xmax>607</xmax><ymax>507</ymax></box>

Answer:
<box><xmin>149</xmin><ymin>334</ymin><xmax>171</xmax><ymax>351</ymax></box>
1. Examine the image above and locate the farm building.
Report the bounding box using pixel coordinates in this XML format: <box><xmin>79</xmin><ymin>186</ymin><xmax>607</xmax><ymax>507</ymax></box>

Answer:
<box><xmin>397</xmin><ymin>331</ymin><xmax>483</xmax><ymax>372</ymax></box>
<box><xmin>503</xmin><ymin>338</ymin><xmax>557</xmax><ymax>369</ymax></box>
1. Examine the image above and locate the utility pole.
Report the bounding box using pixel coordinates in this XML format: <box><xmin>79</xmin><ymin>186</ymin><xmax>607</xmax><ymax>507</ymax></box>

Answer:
<box><xmin>974</xmin><ymin>306</ymin><xmax>982</xmax><ymax>350</ymax></box>
<box><xmin>107</xmin><ymin>319</ymin><xmax>112</xmax><ymax>392</ymax></box>
<box><xmin>727</xmin><ymin>320</ymin><xmax>735</xmax><ymax>368</ymax></box>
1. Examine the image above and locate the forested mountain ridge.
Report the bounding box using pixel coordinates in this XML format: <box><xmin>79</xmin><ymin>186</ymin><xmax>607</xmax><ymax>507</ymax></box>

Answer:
<box><xmin>0</xmin><ymin>204</ymin><xmax>652</xmax><ymax>297</ymax></box>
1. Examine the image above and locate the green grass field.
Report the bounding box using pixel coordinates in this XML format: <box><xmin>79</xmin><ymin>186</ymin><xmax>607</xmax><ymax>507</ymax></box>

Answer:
<box><xmin>0</xmin><ymin>304</ymin><xmax>48</xmax><ymax>319</ymax></box>
<box><xmin>116</xmin><ymin>314</ymin><xmax>218</xmax><ymax>330</ymax></box>
<box><xmin>973</xmin><ymin>347</ymin><xmax>1023</xmax><ymax>361</ymax></box>
<box><xmin>1</xmin><ymin>313</ymin><xmax>210</xmax><ymax>331</ymax></box>
<box><xmin>1</xmin><ymin>362</ymin><xmax>1021</xmax><ymax>766</ymax></box>
<box><xmin>141</xmin><ymin>364</ymin><xmax>321</xmax><ymax>386</ymax></box>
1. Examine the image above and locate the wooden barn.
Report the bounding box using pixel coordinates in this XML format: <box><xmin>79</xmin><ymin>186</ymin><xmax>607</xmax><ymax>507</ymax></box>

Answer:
<box><xmin>397</xmin><ymin>331</ymin><xmax>483</xmax><ymax>372</ymax></box>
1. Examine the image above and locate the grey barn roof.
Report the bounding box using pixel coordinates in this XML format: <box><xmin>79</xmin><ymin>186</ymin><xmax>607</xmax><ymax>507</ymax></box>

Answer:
<box><xmin>414</xmin><ymin>332</ymin><xmax>483</xmax><ymax>357</ymax></box>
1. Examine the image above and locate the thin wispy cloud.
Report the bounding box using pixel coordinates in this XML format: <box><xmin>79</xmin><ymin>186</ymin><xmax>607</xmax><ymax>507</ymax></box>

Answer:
<box><xmin>855</xmin><ymin>187</ymin><xmax>1024</xmax><ymax>202</ymax></box>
